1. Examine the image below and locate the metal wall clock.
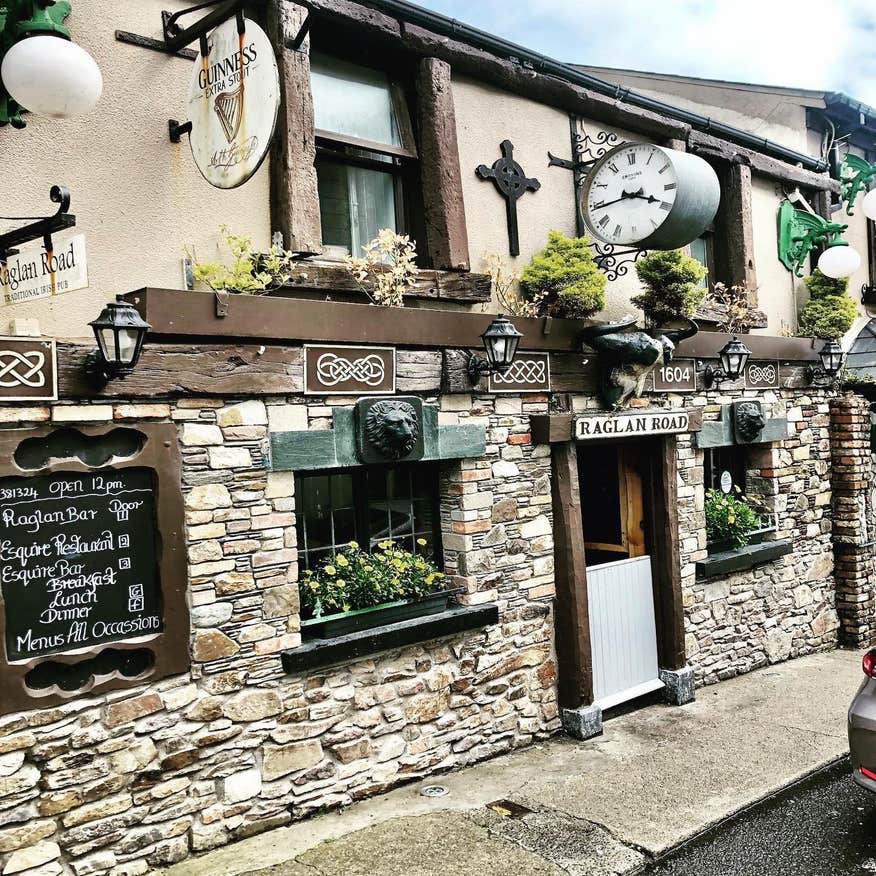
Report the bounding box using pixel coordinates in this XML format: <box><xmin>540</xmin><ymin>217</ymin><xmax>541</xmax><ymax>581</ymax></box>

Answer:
<box><xmin>579</xmin><ymin>143</ymin><xmax>720</xmax><ymax>250</ymax></box>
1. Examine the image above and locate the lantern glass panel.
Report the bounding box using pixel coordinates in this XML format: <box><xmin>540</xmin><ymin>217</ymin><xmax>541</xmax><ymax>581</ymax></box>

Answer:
<box><xmin>97</xmin><ymin>328</ymin><xmax>116</xmax><ymax>362</ymax></box>
<box><xmin>116</xmin><ymin>328</ymin><xmax>139</xmax><ymax>365</ymax></box>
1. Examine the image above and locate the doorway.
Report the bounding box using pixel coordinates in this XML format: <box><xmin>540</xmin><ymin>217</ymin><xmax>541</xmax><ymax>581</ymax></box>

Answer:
<box><xmin>578</xmin><ymin>440</ymin><xmax>663</xmax><ymax>709</ymax></box>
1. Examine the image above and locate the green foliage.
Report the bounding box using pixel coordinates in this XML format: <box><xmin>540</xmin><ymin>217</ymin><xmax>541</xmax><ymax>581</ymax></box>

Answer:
<box><xmin>632</xmin><ymin>249</ymin><xmax>707</xmax><ymax>326</ymax></box>
<box><xmin>300</xmin><ymin>540</ymin><xmax>446</xmax><ymax>619</ymax></box>
<box><xmin>519</xmin><ymin>230</ymin><xmax>606</xmax><ymax>319</ymax></box>
<box><xmin>797</xmin><ymin>269</ymin><xmax>857</xmax><ymax>339</ymax></box>
<box><xmin>189</xmin><ymin>226</ymin><xmax>304</xmax><ymax>295</ymax></box>
<box><xmin>704</xmin><ymin>488</ymin><xmax>762</xmax><ymax>549</ymax></box>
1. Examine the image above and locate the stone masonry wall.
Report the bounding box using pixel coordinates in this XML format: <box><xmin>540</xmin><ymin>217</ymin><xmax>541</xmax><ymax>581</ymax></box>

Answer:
<box><xmin>0</xmin><ymin>389</ymin><xmax>558</xmax><ymax>876</ymax></box>
<box><xmin>676</xmin><ymin>388</ymin><xmax>839</xmax><ymax>684</ymax></box>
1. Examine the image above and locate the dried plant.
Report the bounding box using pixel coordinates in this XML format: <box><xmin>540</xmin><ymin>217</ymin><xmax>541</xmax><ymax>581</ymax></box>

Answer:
<box><xmin>189</xmin><ymin>226</ymin><xmax>305</xmax><ymax>295</ymax></box>
<box><xmin>481</xmin><ymin>252</ymin><xmax>542</xmax><ymax>317</ymax></box>
<box><xmin>345</xmin><ymin>229</ymin><xmax>419</xmax><ymax>307</ymax></box>
<box><xmin>706</xmin><ymin>282</ymin><xmax>756</xmax><ymax>334</ymax></box>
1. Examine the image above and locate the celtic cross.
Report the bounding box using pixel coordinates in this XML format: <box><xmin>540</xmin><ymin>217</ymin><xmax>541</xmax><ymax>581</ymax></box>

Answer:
<box><xmin>476</xmin><ymin>140</ymin><xmax>541</xmax><ymax>257</ymax></box>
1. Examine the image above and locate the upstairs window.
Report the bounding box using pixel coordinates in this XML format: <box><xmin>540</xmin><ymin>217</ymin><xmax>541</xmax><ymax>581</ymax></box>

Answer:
<box><xmin>689</xmin><ymin>230</ymin><xmax>715</xmax><ymax>290</ymax></box>
<box><xmin>310</xmin><ymin>54</ymin><xmax>418</xmax><ymax>258</ymax></box>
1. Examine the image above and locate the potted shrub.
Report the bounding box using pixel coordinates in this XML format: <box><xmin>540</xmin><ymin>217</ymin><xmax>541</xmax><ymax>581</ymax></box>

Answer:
<box><xmin>300</xmin><ymin>540</ymin><xmax>452</xmax><ymax>638</ymax></box>
<box><xmin>704</xmin><ymin>488</ymin><xmax>764</xmax><ymax>552</ymax></box>
<box><xmin>519</xmin><ymin>230</ymin><xmax>607</xmax><ymax>319</ymax></box>
<box><xmin>632</xmin><ymin>249</ymin><xmax>707</xmax><ymax>328</ymax></box>
<box><xmin>796</xmin><ymin>269</ymin><xmax>857</xmax><ymax>340</ymax></box>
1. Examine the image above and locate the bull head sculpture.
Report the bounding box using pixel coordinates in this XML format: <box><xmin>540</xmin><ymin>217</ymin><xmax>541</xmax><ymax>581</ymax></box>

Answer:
<box><xmin>581</xmin><ymin>317</ymin><xmax>699</xmax><ymax>410</ymax></box>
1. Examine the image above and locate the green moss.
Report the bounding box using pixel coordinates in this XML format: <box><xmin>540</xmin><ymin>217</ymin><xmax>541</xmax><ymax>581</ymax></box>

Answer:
<box><xmin>519</xmin><ymin>230</ymin><xmax>606</xmax><ymax>319</ymax></box>
<box><xmin>632</xmin><ymin>249</ymin><xmax>707</xmax><ymax>326</ymax></box>
<box><xmin>797</xmin><ymin>269</ymin><xmax>857</xmax><ymax>339</ymax></box>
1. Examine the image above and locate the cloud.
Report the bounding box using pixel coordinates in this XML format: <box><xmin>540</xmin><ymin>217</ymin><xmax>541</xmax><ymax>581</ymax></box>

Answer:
<box><xmin>416</xmin><ymin>0</ymin><xmax>876</xmax><ymax>107</ymax></box>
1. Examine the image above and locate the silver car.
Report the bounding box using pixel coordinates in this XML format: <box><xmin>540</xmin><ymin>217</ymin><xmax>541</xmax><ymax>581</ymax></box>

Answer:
<box><xmin>848</xmin><ymin>649</ymin><xmax>876</xmax><ymax>791</ymax></box>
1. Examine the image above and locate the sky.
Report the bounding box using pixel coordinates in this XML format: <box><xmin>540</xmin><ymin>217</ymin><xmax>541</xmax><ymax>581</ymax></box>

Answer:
<box><xmin>412</xmin><ymin>0</ymin><xmax>876</xmax><ymax>107</ymax></box>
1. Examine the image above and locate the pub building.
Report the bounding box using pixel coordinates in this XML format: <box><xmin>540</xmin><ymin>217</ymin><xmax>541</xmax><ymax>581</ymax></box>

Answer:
<box><xmin>0</xmin><ymin>0</ymin><xmax>874</xmax><ymax>871</ymax></box>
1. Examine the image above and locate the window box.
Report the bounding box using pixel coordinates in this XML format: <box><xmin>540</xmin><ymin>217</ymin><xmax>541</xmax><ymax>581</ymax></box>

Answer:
<box><xmin>697</xmin><ymin>531</ymin><xmax>792</xmax><ymax>579</ymax></box>
<box><xmin>705</xmin><ymin>525</ymin><xmax>773</xmax><ymax>556</ymax></box>
<box><xmin>283</xmin><ymin>603</ymin><xmax>499</xmax><ymax>673</ymax></box>
<box><xmin>301</xmin><ymin>589</ymin><xmax>454</xmax><ymax>639</ymax></box>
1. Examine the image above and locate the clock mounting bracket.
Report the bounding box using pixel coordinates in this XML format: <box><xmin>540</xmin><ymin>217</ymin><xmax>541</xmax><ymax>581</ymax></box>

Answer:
<box><xmin>548</xmin><ymin>119</ymin><xmax>649</xmax><ymax>282</ymax></box>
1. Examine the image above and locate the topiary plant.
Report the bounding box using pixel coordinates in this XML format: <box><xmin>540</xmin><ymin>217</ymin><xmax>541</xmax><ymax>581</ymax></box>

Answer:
<box><xmin>632</xmin><ymin>249</ymin><xmax>707</xmax><ymax>327</ymax></box>
<box><xmin>519</xmin><ymin>230</ymin><xmax>606</xmax><ymax>319</ymax></box>
<box><xmin>797</xmin><ymin>269</ymin><xmax>858</xmax><ymax>339</ymax></box>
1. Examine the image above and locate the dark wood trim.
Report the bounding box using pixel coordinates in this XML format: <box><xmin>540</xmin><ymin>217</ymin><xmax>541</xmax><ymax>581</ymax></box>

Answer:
<box><xmin>551</xmin><ymin>442</ymin><xmax>593</xmax><ymax>709</ymax></box>
<box><xmin>268</xmin><ymin>0</ymin><xmax>322</xmax><ymax>255</ymax></box>
<box><xmin>416</xmin><ymin>57</ymin><xmax>471</xmax><ymax>271</ymax></box>
<box><xmin>281</xmin><ymin>603</ymin><xmax>498</xmax><ymax>672</ymax></box>
<box><xmin>281</xmin><ymin>260</ymin><xmax>491</xmax><ymax>302</ymax></box>
<box><xmin>122</xmin><ymin>288</ymin><xmax>825</xmax><ymax>360</ymax></box>
<box><xmin>647</xmin><ymin>436</ymin><xmax>686</xmax><ymax>670</ymax></box>
<box><xmin>531</xmin><ymin>414</ymin><xmax>573</xmax><ymax>444</ymax></box>
<box><xmin>689</xmin><ymin>132</ymin><xmax>839</xmax><ymax>193</ymax></box>
<box><xmin>720</xmin><ymin>163</ymin><xmax>758</xmax><ymax>296</ymax></box>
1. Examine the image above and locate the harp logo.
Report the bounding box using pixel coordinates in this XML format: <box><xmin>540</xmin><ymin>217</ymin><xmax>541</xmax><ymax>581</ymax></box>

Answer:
<box><xmin>185</xmin><ymin>16</ymin><xmax>280</xmax><ymax>189</ymax></box>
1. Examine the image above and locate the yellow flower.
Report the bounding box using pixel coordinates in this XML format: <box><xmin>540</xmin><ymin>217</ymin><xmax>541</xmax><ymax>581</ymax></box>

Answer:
<box><xmin>342</xmin><ymin>603</ymin><xmax>351</xmax><ymax>612</ymax></box>
<box><xmin>336</xmin><ymin>554</ymin><xmax>349</xmax><ymax>567</ymax></box>
<box><xmin>348</xmin><ymin>541</ymin><xmax>359</xmax><ymax>549</ymax></box>
<box><xmin>336</xmin><ymin>578</ymin><xmax>345</xmax><ymax>587</ymax></box>
<box><xmin>416</xmin><ymin>538</ymin><xmax>427</xmax><ymax>547</ymax></box>
<box><xmin>379</xmin><ymin>540</ymin><xmax>393</xmax><ymax>550</ymax></box>
<box><xmin>325</xmin><ymin>565</ymin><xmax>336</xmax><ymax>576</ymax></box>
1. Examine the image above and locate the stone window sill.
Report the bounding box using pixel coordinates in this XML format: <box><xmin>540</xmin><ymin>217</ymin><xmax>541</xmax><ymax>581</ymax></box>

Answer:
<box><xmin>696</xmin><ymin>538</ymin><xmax>793</xmax><ymax>580</ymax></box>
<box><xmin>281</xmin><ymin>604</ymin><xmax>499</xmax><ymax>673</ymax></box>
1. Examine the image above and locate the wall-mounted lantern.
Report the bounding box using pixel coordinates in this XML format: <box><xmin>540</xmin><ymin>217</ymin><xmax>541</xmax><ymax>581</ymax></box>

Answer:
<box><xmin>467</xmin><ymin>315</ymin><xmax>523</xmax><ymax>384</ymax></box>
<box><xmin>805</xmin><ymin>339</ymin><xmax>845</xmax><ymax>386</ymax></box>
<box><xmin>777</xmin><ymin>196</ymin><xmax>861</xmax><ymax>279</ymax></box>
<box><xmin>702</xmin><ymin>337</ymin><xmax>752</xmax><ymax>388</ymax></box>
<box><xmin>1</xmin><ymin>1</ymin><xmax>102</xmax><ymax>129</ymax></box>
<box><xmin>87</xmin><ymin>296</ymin><xmax>150</xmax><ymax>381</ymax></box>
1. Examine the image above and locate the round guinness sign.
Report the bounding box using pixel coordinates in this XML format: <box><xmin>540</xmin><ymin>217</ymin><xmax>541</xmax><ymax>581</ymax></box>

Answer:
<box><xmin>186</xmin><ymin>16</ymin><xmax>280</xmax><ymax>189</ymax></box>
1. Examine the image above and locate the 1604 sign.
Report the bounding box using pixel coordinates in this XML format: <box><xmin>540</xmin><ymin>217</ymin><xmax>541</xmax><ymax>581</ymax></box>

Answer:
<box><xmin>650</xmin><ymin>358</ymin><xmax>696</xmax><ymax>392</ymax></box>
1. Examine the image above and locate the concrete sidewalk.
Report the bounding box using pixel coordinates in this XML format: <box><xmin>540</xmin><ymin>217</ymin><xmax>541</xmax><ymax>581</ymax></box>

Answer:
<box><xmin>167</xmin><ymin>649</ymin><xmax>861</xmax><ymax>876</ymax></box>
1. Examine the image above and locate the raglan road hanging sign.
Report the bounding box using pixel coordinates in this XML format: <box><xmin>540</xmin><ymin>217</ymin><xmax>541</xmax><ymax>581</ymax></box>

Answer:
<box><xmin>186</xmin><ymin>16</ymin><xmax>280</xmax><ymax>189</ymax></box>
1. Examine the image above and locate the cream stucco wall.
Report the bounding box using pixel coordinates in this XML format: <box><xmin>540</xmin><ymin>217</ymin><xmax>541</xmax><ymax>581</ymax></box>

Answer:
<box><xmin>0</xmin><ymin>0</ymin><xmax>270</xmax><ymax>339</ymax></box>
<box><xmin>452</xmin><ymin>76</ymin><xmax>578</xmax><ymax>288</ymax></box>
<box><xmin>452</xmin><ymin>75</ymin><xmax>650</xmax><ymax>320</ymax></box>
<box><xmin>750</xmin><ymin>174</ymin><xmax>804</xmax><ymax>335</ymax></box>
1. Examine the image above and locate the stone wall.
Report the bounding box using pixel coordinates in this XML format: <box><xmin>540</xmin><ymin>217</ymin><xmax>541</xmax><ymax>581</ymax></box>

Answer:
<box><xmin>677</xmin><ymin>389</ymin><xmax>839</xmax><ymax>684</ymax></box>
<box><xmin>0</xmin><ymin>390</ymin><xmax>558</xmax><ymax>876</ymax></box>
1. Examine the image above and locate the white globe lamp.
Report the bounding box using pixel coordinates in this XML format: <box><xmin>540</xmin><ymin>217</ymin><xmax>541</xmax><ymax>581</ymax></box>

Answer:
<box><xmin>862</xmin><ymin>189</ymin><xmax>876</xmax><ymax>222</ymax></box>
<box><xmin>1</xmin><ymin>34</ymin><xmax>102</xmax><ymax>118</ymax></box>
<box><xmin>817</xmin><ymin>244</ymin><xmax>861</xmax><ymax>279</ymax></box>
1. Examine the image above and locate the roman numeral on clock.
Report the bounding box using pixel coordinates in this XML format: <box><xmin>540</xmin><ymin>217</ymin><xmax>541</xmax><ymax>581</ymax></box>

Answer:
<box><xmin>607</xmin><ymin>162</ymin><xmax>619</xmax><ymax>174</ymax></box>
<box><xmin>627</xmin><ymin>152</ymin><xmax>636</xmax><ymax>165</ymax></box>
<box><xmin>658</xmin><ymin>164</ymin><xmax>670</xmax><ymax>174</ymax></box>
<box><xmin>659</xmin><ymin>201</ymin><xmax>672</xmax><ymax>210</ymax></box>
<box><xmin>614</xmin><ymin>224</ymin><xmax>622</xmax><ymax>237</ymax></box>
<box><xmin>664</xmin><ymin>182</ymin><xmax>677</xmax><ymax>190</ymax></box>
<box><xmin>598</xmin><ymin>215</ymin><xmax>610</xmax><ymax>227</ymax></box>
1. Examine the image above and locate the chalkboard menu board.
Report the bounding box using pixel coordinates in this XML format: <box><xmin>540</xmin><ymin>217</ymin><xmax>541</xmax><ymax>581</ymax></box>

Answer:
<box><xmin>0</xmin><ymin>468</ymin><xmax>163</xmax><ymax>662</ymax></box>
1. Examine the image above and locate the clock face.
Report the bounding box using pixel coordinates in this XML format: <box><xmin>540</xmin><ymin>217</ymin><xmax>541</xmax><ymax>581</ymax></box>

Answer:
<box><xmin>582</xmin><ymin>143</ymin><xmax>679</xmax><ymax>246</ymax></box>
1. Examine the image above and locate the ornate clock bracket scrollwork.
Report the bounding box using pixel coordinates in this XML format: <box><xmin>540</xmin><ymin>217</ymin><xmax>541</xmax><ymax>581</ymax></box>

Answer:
<box><xmin>548</xmin><ymin>122</ymin><xmax>648</xmax><ymax>282</ymax></box>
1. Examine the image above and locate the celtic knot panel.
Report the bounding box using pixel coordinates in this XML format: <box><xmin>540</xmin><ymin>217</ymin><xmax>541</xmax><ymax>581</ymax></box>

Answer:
<box><xmin>0</xmin><ymin>350</ymin><xmax>45</xmax><ymax>388</ymax></box>
<box><xmin>491</xmin><ymin>359</ymin><xmax>547</xmax><ymax>385</ymax></box>
<box><xmin>316</xmin><ymin>353</ymin><xmax>385</xmax><ymax>387</ymax></box>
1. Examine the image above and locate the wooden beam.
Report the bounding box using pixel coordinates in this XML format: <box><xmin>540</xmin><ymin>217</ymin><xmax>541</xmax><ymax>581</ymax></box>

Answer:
<box><xmin>121</xmin><ymin>288</ymin><xmax>826</xmax><ymax>360</ymax></box>
<box><xmin>688</xmin><ymin>131</ymin><xmax>839</xmax><ymax>193</ymax></box>
<box><xmin>417</xmin><ymin>58</ymin><xmax>471</xmax><ymax>271</ymax></box>
<box><xmin>303</xmin><ymin>0</ymin><xmax>690</xmax><ymax>142</ymax></box>
<box><xmin>267</xmin><ymin>0</ymin><xmax>322</xmax><ymax>254</ymax></box>
<box><xmin>722</xmin><ymin>163</ymin><xmax>758</xmax><ymax>295</ymax></box>
<box><xmin>551</xmin><ymin>441</ymin><xmax>594</xmax><ymax>708</ymax></box>
<box><xmin>285</xmin><ymin>260</ymin><xmax>491</xmax><ymax>302</ymax></box>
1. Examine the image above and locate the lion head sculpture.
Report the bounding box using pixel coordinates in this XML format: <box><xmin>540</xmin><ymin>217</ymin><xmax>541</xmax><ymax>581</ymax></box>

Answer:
<box><xmin>364</xmin><ymin>400</ymin><xmax>420</xmax><ymax>459</ymax></box>
<box><xmin>734</xmin><ymin>401</ymin><xmax>766</xmax><ymax>443</ymax></box>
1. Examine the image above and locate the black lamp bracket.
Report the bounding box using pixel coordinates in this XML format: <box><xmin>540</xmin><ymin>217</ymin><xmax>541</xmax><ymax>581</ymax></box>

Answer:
<box><xmin>803</xmin><ymin>365</ymin><xmax>839</xmax><ymax>387</ymax></box>
<box><xmin>0</xmin><ymin>186</ymin><xmax>75</xmax><ymax>265</ymax></box>
<box><xmin>115</xmin><ymin>0</ymin><xmax>311</xmax><ymax>59</ymax></box>
<box><xmin>466</xmin><ymin>353</ymin><xmax>495</xmax><ymax>385</ymax></box>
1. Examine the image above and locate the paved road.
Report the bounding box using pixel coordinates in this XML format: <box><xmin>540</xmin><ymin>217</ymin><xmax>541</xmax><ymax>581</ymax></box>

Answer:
<box><xmin>645</xmin><ymin>759</ymin><xmax>876</xmax><ymax>876</ymax></box>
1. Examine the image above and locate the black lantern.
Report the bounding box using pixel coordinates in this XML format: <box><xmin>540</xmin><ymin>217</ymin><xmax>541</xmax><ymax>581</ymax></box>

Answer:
<box><xmin>805</xmin><ymin>338</ymin><xmax>845</xmax><ymax>385</ymax></box>
<box><xmin>467</xmin><ymin>315</ymin><xmax>523</xmax><ymax>384</ymax></box>
<box><xmin>818</xmin><ymin>339</ymin><xmax>845</xmax><ymax>376</ymax></box>
<box><xmin>703</xmin><ymin>336</ymin><xmax>752</xmax><ymax>388</ymax></box>
<box><xmin>88</xmin><ymin>296</ymin><xmax>151</xmax><ymax>379</ymax></box>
